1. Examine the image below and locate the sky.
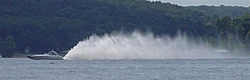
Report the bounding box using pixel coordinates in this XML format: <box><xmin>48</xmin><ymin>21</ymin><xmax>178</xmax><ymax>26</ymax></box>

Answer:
<box><xmin>149</xmin><ymin>0</ymin><xmax>250</xmax><ymax>7</ymax></box>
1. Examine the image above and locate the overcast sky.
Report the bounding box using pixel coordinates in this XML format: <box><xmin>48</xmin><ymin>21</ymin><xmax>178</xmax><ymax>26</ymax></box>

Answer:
<box><xmin>149</xmin><ymin>0</ymin><xmax>250</xmax><ymax>7</ymax></box>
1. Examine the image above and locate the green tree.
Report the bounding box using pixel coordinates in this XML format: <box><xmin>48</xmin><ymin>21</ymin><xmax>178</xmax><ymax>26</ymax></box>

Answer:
<box><xmin>216</xmin><ymin>16</ymin><xmax>232</xmax><ymax>40</ymax></box>
<box><xmin>2</xmin><ymin>35</ymin><xmax>16</xmax><ymax>58</ymax></box>
<box><xmin>0</xmin><ymin>38</ymin><xmax>4</xmax><ymax>55</ymax></box>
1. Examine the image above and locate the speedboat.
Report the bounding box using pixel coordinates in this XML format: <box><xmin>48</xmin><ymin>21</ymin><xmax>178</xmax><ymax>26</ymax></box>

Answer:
<box><xmin>27</xmin><ymin>50</ymin><xmax>63</xmax><ymax>60</ymax></box>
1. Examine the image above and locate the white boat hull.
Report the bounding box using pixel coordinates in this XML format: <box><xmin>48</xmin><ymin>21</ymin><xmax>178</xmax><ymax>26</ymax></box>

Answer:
<box><xmin>27</xmin><ymin>55</ymin><xmax>63</xmax><ymax>60</ymax></box>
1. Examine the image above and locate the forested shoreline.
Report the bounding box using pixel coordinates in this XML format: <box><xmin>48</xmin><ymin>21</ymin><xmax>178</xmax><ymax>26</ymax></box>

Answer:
<box><xmin>0</xmin><ymin>0</ymin><xmax>249</xmax><ymax>57</ymax></box>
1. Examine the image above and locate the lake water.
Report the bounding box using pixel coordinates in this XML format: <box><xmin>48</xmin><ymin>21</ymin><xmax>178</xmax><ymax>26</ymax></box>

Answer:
<box><xmin>1</xmin><ymin>58</ymin><xmax>250</xmax><ymax>80</ymax></box>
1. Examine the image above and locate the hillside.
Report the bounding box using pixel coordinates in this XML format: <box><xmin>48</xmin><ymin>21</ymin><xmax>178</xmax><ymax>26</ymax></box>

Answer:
<box><xmin>0</xmin><ymin>0</ymin><xmax>214</xmax><ymax>54</ymax></box>
<box><xmin>188</xmin><ymin>5</ymin><xmax>250</xmax><ymax>18</ymax></box>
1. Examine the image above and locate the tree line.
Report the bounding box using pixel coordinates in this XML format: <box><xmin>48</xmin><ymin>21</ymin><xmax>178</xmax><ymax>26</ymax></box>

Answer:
<box><xmin>0</xmin><ymin>0</ymin><xmax>249</xmax><ymax>57</ymax></box>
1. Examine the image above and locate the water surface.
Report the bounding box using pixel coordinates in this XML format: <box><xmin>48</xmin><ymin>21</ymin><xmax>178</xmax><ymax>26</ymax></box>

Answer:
<box><xmin>1</xmin><ymin>58</ymin><xmax>250</xmax><ymax>80</ymax></box>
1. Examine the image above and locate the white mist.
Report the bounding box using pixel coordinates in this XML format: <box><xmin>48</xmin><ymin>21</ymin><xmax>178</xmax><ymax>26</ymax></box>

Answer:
<box><xmin>64</xmin><ymin>31</ymin><xmax>232</xmax><ymax>60</ymax></box>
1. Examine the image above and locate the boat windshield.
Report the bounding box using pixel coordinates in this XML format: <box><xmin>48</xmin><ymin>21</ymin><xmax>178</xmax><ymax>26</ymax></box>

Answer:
<box><xmin>47</xmin><ymin>50</ymin><xmax>58</xmax><ymax>55</ymax></box>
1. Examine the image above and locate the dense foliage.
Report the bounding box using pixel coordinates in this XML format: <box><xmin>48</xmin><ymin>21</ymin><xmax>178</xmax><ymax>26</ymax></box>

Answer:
<box><xmin>216</xmin><ymin>14</ymin><xmax>250</xmax><ymax>52</ymax></box>
<box><xmin>189</xmin><ymin>5</ymin><xmax>250</xmax><ymax>52</ymax></box>
<box><xmin>188</xmin><ymin>5</ymin><xmax>250</xmax><ymax>27</ymax></box>
<box><xmin>0</xmin><ymin>0</ymin><xmax>249</xmax><ymax>57</ymax></box>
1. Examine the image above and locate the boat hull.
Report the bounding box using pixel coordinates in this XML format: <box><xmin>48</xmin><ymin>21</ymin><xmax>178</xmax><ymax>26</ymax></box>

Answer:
<box><xmin>27</xmin><ymin>55</ymin><xmax>63</xmax><ymax>60</ymax></box>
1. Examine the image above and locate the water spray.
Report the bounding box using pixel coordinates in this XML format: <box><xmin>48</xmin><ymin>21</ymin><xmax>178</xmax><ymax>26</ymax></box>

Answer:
<box><xmin>64</xmin><ymin>31</ymin><xmax>234</xmax><ymax>60</ymax></box>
